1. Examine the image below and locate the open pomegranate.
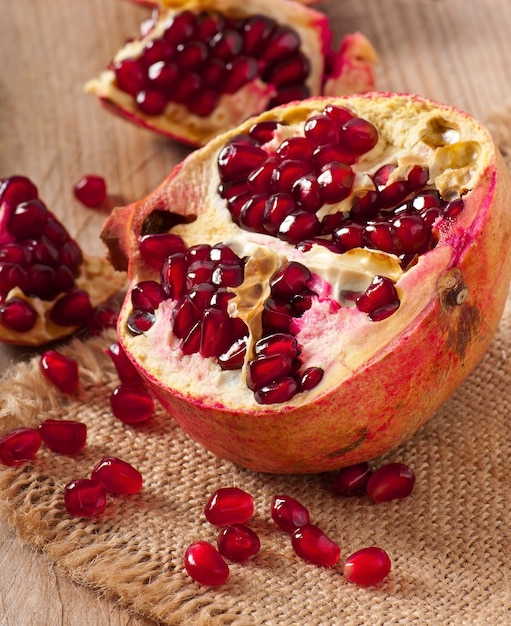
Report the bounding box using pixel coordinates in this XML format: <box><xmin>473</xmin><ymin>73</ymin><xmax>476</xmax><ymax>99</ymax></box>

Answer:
<box><xmin>102</xmin><ymin>93</ymin><xmax>511</xmax><ymax>474</ymax></box>
<box><xmin>0</xmin><ymin>176</ymin><xmax>126</xmax><ymax>345</ymax></box>
<box><xmin>86</xmin><ymin>0</ymin><xmax>377</xmax><ymax>145</ymax></box>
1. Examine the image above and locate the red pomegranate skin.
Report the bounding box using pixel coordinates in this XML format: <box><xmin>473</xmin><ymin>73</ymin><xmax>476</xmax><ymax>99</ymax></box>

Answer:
<box><xmin>102</xmin><ymin>94</ymin><xmax>511</xmax><ymax>474</ymax></box>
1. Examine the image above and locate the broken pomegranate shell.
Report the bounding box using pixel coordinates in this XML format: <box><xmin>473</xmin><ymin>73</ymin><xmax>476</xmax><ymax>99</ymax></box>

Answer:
<box><xmin>102</xmin><ymin>93</ymin><xmax>511</xmax><ymax>474</ymax></box>
<box><xmin>0</xmin><ymin>175</ymin><xmax>126</xmax><ymax>345</ymax></box>
<box><xmin>86</xmin><ymin>0</ymin><xmax>376</xmax><ymax>146</ymax></box>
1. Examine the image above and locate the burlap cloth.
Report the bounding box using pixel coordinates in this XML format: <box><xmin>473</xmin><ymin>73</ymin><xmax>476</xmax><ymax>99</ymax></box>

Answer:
<box><xmin>2</xmin><ymin>108</ymin><xmax>511</xmax><ymax>626</ymax></box>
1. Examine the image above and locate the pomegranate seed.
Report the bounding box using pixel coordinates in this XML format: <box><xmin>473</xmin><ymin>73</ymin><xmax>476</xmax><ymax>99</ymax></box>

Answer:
<box><xmin>270</xmin><ymin>262</ymin><xmax>311</xmax><ymax>299</ymax></box>
<box><xmin>271</xmin><ymin>494</ymin><xmax>310</xmax><ymax>532</ymax></box>
<box><xmin>278</xmin><ymin>210</ymin><xmax>320</xmax><ymax>244</ymax></box>
<box><xmin>110</xmin><ymin>385</ymin><xmax>155</xmax><ymax>425</ymax></box>
<box><xmin>263</xmin><ymin>25</ymin><xmax>300</xmax><ymax>63</ymax></box>
<box><xmin>265</xmin><ymin>53</ymin><xmax>310</xmax><ymax>87</ymax></box>
<box><xmin>246</xmin><ymin>354</ymin><xmax>293</xmax><ymax>391</ymax></box>
<box><xmin>317</xmin><ymin>162</ymin><xmax>355</xmax><ymax>204</ymax></box>
<box><xmin>141</xmin><ymin>38</ymin><xmax>175</xmax><ymax>66</ymax></box>
<box><xmin>185</xmin><ymin>243</ymin><xmax>212</xmax><ymax>264</ymax></box>
<box><xmin>64</xmin><ymin>478</ymin><xmax>107</xmax><ymax>518</ymax></box>
<box><xmin>172</xmin><ymin>297</ymin><xmax>199</xmax><ymax>339</ymax></box>
<box><xmin>204</xmin><ymin>487</ymin><xmax>254</xmax><ymax>526</ymax></box>
<box><xmin>276</xmin><ymin>137</ymin><xmax>312</xmax><ymax>161</ymax></box>
<box><xmin>291</xmin><ymin>524</ymin><xmax>341</xmax><ymax>568</ymax></box>
<box><xmin>127</xmin><ymin>309</ymin><xmax>156</xmax><ymax>335</ymax></box>
<box><xmin>356</xmin><ymin>276</ymin><xmax>400</xmax><ymax>321</ymax></box>
<box><xmin>186</xmin><ymin>259</ymin><xmax>215</xmax><ymax>288</ymax></box>
<box><xmin>131</xmin><ymin>280</ymin><xmax>166</xmax><ymax>312</ymax></box>
<box><xmin>443</xmin><ymin>198</ymin><xmax>465</xmax><ymax>219</ymax></box>
<box><xmin>263</xmin><ymin>193</ymin><xmax>295</xmax><ymax>235</ymax></box>
<box><xmin>86</xmin><ymin>303</ymin><xmax>118</xmax><ymax>335</ymax></box>
<box><xmin>292</xmin><ymin>174</ymin><xmax>323</xmax><ymax>212</ymax></box>
<box><xmin>147</xmin><ymin>60</ymin><xmax>179</xmax><ymax>89</ymax></box>
<box><xmin>40</xmin><ymin>350</ymin><xmax>79</xmax><ymax>394</ymax></box>
<box><xmin>38</xmin><ymin>419</ymin><xmax>87</xmax><ymax>455</ymax></box>
<box><xmin>254</xmin><ymin>333</ymin><xmax>299</xmax><ymax>360</ymax></box>
<box><xmin>105</xmin><ymin>342</ymin><xmax>145</xmax><ymax>387</ymax></box>
<box><xmin>49</xmin><ymin>289</ymin><xmax>94</xmax><ymax>327</ymax></box>
<box><xmin>199</xmin><ymin>308</ymin><xmax>231</xmax><ymax>357</ymax></box>
<box><xmin>392</xmin><ymin>213</ymin><xmax>431</xmax><ymax>254</ymax></box>
<box><xmin>217</xmin><ymin>524</ymin><xmax>261</xmax><ymax>562</ymax></box>
<box><xmin>8</xmin><ymin>199</ymin><xmax>47</xmax><ymax>238</ymax></box>
<box><xmin>139</xmin><ymin>233</ymin><xmax>186</xmax><ymax>268</ymax></box>
<box><xmin>343</xmin><ymin>546</ymin><xmax>391</xmax><ymax>587</ymax></box>
<box><xmin>223</xmin><ymin>56</ymin><xmax>257</xmax><ymax>93</ymax></box>
<box><xmin>136</xmin><ymin>89</ymin><xmax>168</xmax><ymax>116</ymax></box>
<box><xmin>254</xmin><ymin>377</ymin><xmax>298</xmax><ymax>404</ymax></box>
<box><xmin>210</xmin><ymin>28</ymin><xmax>243</xmax><ymax>60</ymax></box>
<box><xmin>332</xmin><ymin>221</ymin><xmax>365</xmax><ymax>252</ymax></box>
<box><xmin>271</xmin><ymin>159</ymin><xmax>310</xmax><ymax>193</ymax></box>
<box><xmin>73</xmin><ymin>175</ymin><xmax>107</xmax><ymax>208</ymax></box>
<box><xmin>332</xmin><ymin>462</ymin><xmax>372</xmax><ymax>497</ymax></box>
<box><xmin>91</xmin><ymin>457</ymin><xmax>143</xmax><ymax>494</ymax></box>
<box><xmin>0</xmin><ymin>263</ymin><xmax>28</xmax><ymax>296</ymax></box>
<box><xmin>261</xmin><ymin>299</ymin><xmax>292</xmax><ymax>333</ymax></box>
<box><xmin>218</xmin><ymin>142</ymin><xmax>267</xmax><ymax>181</ymax></box>
<box><xmin>0</xmin><ymin>428</ymin><xmax>41</xmax><ymax>466</ymax></box>
<box><xmin>163</xmin><ymin>10</ymin><xmax>196</xmax><ymax>46</ymax></box>
<box><xmin>0</xmin><ymin>175</ymin><xmax>38</xmax><ymax>207</ymax></box>
<box><xmin>339</xmin><ymin>117</ymin><xmax>378</xmax><ymax>155</ymax></box>
<box><xmin>184</xmin><ymin>541</ymin><xmax>229</xmax><ymax>586</ymax></box>
<box><xmin>407</xmin><ymin>164</ymin><xmax>429</xmax><ymax>191</ymax></box>
<box><xmin>248</xmin><ymin>120</ymin><xmax>278</xmax><ymax>144</ymax></box>
<box><xmin>323</xmin><ymin>104</ymin><xmax>355</xmax><ymax>126</ymax></box>
<box><xmin>378</xmin><ymin>180</ymin><xmax>409</xmax><ymax>209</ymax></box>
<box><xmin>299</xmin><ymin>366</ymin><xmax>324</xmax><ymax>391</ymax></box>
<box><xmin>114</xmin><ymin>58</ymin><xmax>146</xmax><ymax>96</ymax></box>
<box><xmin>304</xmin><ymin>114</ymin><xmax>339</xmax><ymax>147</ymax></box>
<box><xmin>173</xmin><ymin>72</ymin><xmax>201</xmax><ymax>104</ymax></box>
<box><xmin>161</xmin><ymin>252</ymin><xmax>187</xmax><ymax>299</ymax></box>
<box><xmin>218</xmin><ymin>336</ymin><xmax>248</xmax><ymax>370</ymax></box>
<box><xmin>0</xmin><ymin>297</ymin><xmax>37</xmax><ymax>332</ymax></box>
<box><xmin>366</xmin><ymin>462</ymin><xmax>415</xmax><ymax>502</ymax></box>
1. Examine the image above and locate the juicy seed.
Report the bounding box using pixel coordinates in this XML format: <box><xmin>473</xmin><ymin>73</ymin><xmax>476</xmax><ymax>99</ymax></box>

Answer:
<box><xmin>291</xmin><ymin>523</ymin><xmax>341</xmax><ymax>568</ymax></box>
<box><xmin>299</xmin><ymin>367</ymin><xmax>324</xmax><ymax>391</ymax></box>
<box><xmin>254</xmin><ymin>333</ymin><xmax>299</xmax><ymax>360</ymax></box>
<box><xmin>332</xmin><ymin>462</ymin><xmax>372</xmax><ymax>497</ymax></box>
<box><xmin>131</xmin><ymin>280</ymin><xmax>166</xmax><ymax>312</ymax></box>
<box><xmin>270</xmin><ymin>261</ymin><xmax>311</xmax><ymax>299</ymax></box>
<box><xmin>0</xmin><ymin>428</ymin><xmax>41</xmax><ymax>466</ymax></box>
<box><xmin>73</xmin><ymin>175</ymin><xmax>107</xmax><ymax>208</ymax></box>
<box><xmin>127</xmin><ymin>309</ymin><xmax>156</xmax><ymax>335</ymax></box>
<box><xmin>254</xmin><ymin>376</ymin><xmax>299</xmax><ymax>404</ymax></box>
<box><xmin>91</xmin><ymin>457</ymin><xmax>143</xmax><ymax>494</ymax></box>
<box><xmin>217</xmin><ymin>524</ymin><xmax>261</xmax><ymax>562</ymax></box>
<box><xmin>105</xmin><ymin>342</ymin><xmax>145</xmax><ymax>387</ymax></box>
<box><xmin>246</xmin><ymin>353</ymin><xmax>293</xmax><ymax>391</ymax></box>
<box><xmin>343</xmin><ymin>546</ymin><xmax>392</xmax><ymax>587</ymax></box>
<box><xmin>218</xmin><ymin>142</ymin><xmax>267</xmax><ymax>181</ymax></box>
<box><xmin>366</xmin><ymin>462</ymin><xmax>416</xmax><ymax>502</ymax></box>
<box><xmin>40</xmin><ymin>350</ymin><xmax>79</xmax><ymax>394</ymax></box>
<box><xmin>204</xmin><ymin>487</ymin><xmax>254</xmax><ymax>526</ymax></box>
<box><xmin>64</xmin><ymin>478</ymin><xmax>107</xmax><ymax>518</ymax></box>
<box><xmin>271</xmin><ymin>494</ymin><xmax>310</xmax><ymax>533</ymax></box>
<box><xmin>139</xmin><ymin>233</ymin><xmax>186</xmax><ymax>268</ymax></box>
<box><xmin>0</xmin><ymin>297</ymin><xmax>37</xmax><ymax>332</ymax></box>
<box><xmin>49</xmin><ymin>289</ymin><xmax>94</xmax><ymax>327</ymax></box>
<box><xmin>38</xmin><ymin>419</ymin><xmax>87</xmax><ymax>455</ymax></box>
<box><xmin>356</xmin><ymin>276</ymin><xmax>400</xmax><ymax>321</ymax></box>
<box><xmin>184</xmin><ymin>541</ymin><xmax>230</xmax><ymax>586</ymax></box>
<box><xmin>110</xmin><ymin>385</ymin><xmax>155</xmax><ymax>425</ymax></box>
<box><xmin>339</xmin><ymin>117</ymin><xmax>379</xmax><ymax>154</ymax></box>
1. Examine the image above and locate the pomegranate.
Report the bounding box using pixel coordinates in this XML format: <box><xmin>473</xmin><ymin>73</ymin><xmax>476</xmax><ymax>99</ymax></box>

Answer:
<box><xmin>0</xmin><ymin>175</ymin><xmax>126</xmax><ymax>345</ymax></box>
<box><xmin>102</xmin><ymin>93</ymin><xmax>511</xmax><ymax>474</ymax></box>
<box><xmin>85</xmin><ymin>0</ymin><xmax>377</xmax><ymax>145</ymax></box>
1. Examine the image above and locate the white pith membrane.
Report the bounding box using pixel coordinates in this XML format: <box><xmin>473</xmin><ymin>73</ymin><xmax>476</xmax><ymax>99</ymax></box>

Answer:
<box><xmin>85</xmin><ymin>0</ymin><xmax>332</xmax><ymax>145</ymax></box>
<box><xmin>118</xmin><ymin>94</ymin><xmax>492</xmax><ymax>410</ymax></box>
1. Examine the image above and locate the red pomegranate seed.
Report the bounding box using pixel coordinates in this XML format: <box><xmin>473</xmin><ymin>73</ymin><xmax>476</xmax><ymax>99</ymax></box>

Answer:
<box><xmin>8</xmin><ymin>198</ymin><xmax>47</xmax><ymax>238</ymax></box>
<box><xmin>278</xmin><ymin>210</ymin><xmax>320</xmax><ymax>244</ymax></box>
<box><xmin>163</xmin><ymin>10</ymin><xmax>196</xmax><ymax>46</ymax></box>
<box><xmin>356</xmin><ymin>276</ymin><xmax>400</xmax><ymax>321</ymax></box>
<box><xmin>186</xmin><ymin>259</ymin><xmax>215</xmax><ymax>288</ymax></box>
<box><xmin>64</xmin><ymin>478</ymin><xmax>107</xmax><ymax>518</ymax></box>
<box><xmin>246</xmin><ymin>354</ymin><xmax>293</xmax><ymax>391</ymax></box>
<box><xmin>139</xmin><ymin>233</ymin><xmax>186</xmax><ymax>268</ymax></box>
<box><xmin>263</xmin><ymin>193</ymin><xmax>295</xmax><ymax>234</ymax></box>
<box><xmin>248</xmin><ymin>157</ymin><xmax>279</xmax><ymax>193</ymax></box>
<box><xmin>291</xmin><ymin>523</ymin><xmax>341</xmax><ymax>568</ymax></box>
<box><xmin>131</xmin><ymin>280</ymin><xmax>166</xmax><ymax>312</ymax></box>
<box><xmin>209</xmin><ymin>242</ymin><xmax>240</xmax><ymax>264</ymax></box>
<box><xmin>317</xmin><ymin>162</ymin><xmax>355</xmax><ymax>204</ymax></box>
<box><xmin>323</xmin><ymin>104</ymin><xmax>355</xmax><ymax>126</ymax></box>
<box><xmin>339</xmin><ymin>117</ymin><xmax>379</xmax><ymax>155</ymax></box>
<box><xmin>0</xmin><ymin>428</ymin><xmax>41</xmax><ymax>466</ymax></box>
<box><xmin>86</xmin><ymin>303</ymin><xmax>118</xmax><ymax>335</ymax></box>
<box><xmin>254</xmin><ymin>333</ymin><xmax>299</xmax><ymax>360</ymax></box>
<box><xmin>114</xmin><ymin>58</ymin><xmax>146</xmax><ymax>96</ymax></box>
<box><xmin>332</xmin><ymin>221</ymin><xmax>365</xmax><ymax>252</ymax></box>
<box><xmin>40</xmin><ymin>350</ymin><xmax>79</xmax><ymax>394</ymax></box>
<box><xmin>366</xmin><ymin>462</ymin><xmax>415</xmax><ymax>502</ymax></box>
<box><xmin>185</xmin><ymin>243</ymin><xmax>212</xmax><ymax>264</ymax></box>
<box><xmin>199</xmin><ymin>307</ymin><xmax>232</xmax><ymax>357</ymax></box>
<box><xmin>304</xmin><ymin>114</ymin><xmax>339</xmax><ymax>147</ymax></box>
<box><xmin>343</xmin><ymin>546</ymin><xmax>392</xmax><ymax>587</ymax></box>
<box><xmin>218</xmin><ymin>336</ymin><xmax>248</xmax><ymax>370</ymax></box>
<box><xmin>271</xmin><ymin>494</ymin><xmax>310</xmax><ymax>532</ymax></box>
<box><xmin>248</xmin><ymin>120</ymin><xmax>278</xmax><ymax>144</ymax></box>
<box><xmin>254</xmin><ymin>376</ymin><xmax>298</xmax><ymax>404</ymax></box>
<box><xmin>261</xmin><ymin>299</ymin><xmax>292</xmax><ymax>333</ymax></box>
<box><xmin>218</xmin><ymin>142</ymin><xmax>266</xmax><ymax>181</ymax></box>
<box><xmin>292</xmin><ymin>174</ymin><xmax>323</xmax><ymax>212</ymax></box>
<box><xmin>91</xmin><ymin>456</ymin><xmax>143</xmax><ymax>494</ymax></box>
<box><xmin>363</xmin><ymin>221</ymin><xmax>396</xmax><ymax>254</ymax></box>
<box><xmin>184</xmin><ymin>541</ymin><xmax>230</xmax><ymax>586</ymax></box>
<box><xmin>0</xmin><ymin>242</ymin><xmax>32</xmax><ymax>266</ymax></box>
<box><xmin>349</xmin><ymin>190</ymin><xmax>379</xmax><ymax>221</ymax></box>
<box><xmin>242</xmin><ymin>15</ymin><xmax>275</xmax><ymax>55</ymax></box>
<box><xmin>378</xmin><ymin>179</ymin><xmax>409</xmax><ymax>209</ymax></box>
<box><xmin>299</xmin><ymin>367</ymin><xmax>324</xmax><ymax>391</ymax></box>
<box><xmin>38</xmin><ymin>419</ymin><xmax>87</xmax><ymax>455</ymax></box>
<box><xmin>276</xmin><ymin>137</ymin><xmax>312</xmax><ymax>161</ymax></box>
<box><xmin>147</xmin><ymin>60</ymin><xmax>179</xmax><ymax>90</ymax></box>
<box><xmin>73</xmin><ymin>175</ymin><xmax>107</xmax><ymax>208</ymax></box>
<box><xmin>136</xmin><ymin>89</ymin><xmax>168</xmax><ymax>116</ymax></box>
<box><xmin>211</xmin><ymin>262</ymin><xmax>244</xmax><ymax>287</ymax></box>
<box><xmin>172</xmin><ymin>297</ymin><xmax>199</xmax><ymax>339</ymax></box>
<box><xmin>443</xmin><ymin>198</ymin><xmax>465</xmax><ymax>219</ymax></box>
<box><xmin>110</xmin><ymin>385</ymin><xmax>155</xmax><ymax>425</ymax></box>
<box><xmin>105</xmin><ymin>342</ymin><xmax>145</xmax><ymax>387</ymax></box>
<box><xmin>223</xmin><ymin>56</ymin><xmax>257</xmax><ymax>93</ymax></box>
<box><xmin>127</xmin><ymin>309</ymin><xmax>156</xmax><ymax>335</ymax></box>
<box><xmin>217</xmin><ymin>524</ymin><xmax>261</xmax><ymax>562</ymax></box>
<box><xmin>265</xmin><ymin>53</ymin><xmax>310</xmax><ymax>88</ymax></box>
<box><xmin>270</xmin><ymin>261</ymin><xmax>311</xmax><ymax>299</ymax></box>
<box><xmin>0</xmin><ymin>297</ymin><xmax>37</xmax><ymax>332</ymax></box>
<box><xmin>141</xmin><ymin>38</ymin><xmax>175</xmax><ymax>66</ymax></box>
<box><xmin>407</xmin><ymin>164</ymin><xmax>429</xmax><ymax>191</ymax></box>
<box><xmin>0</xmin><ymin>175</ymin><xmax>38</xmax><ymax>207</ymax></box>
<box><xmin>161</xmin><ymin>252</ymin><xmax>187</xmax><ymax>299</ymax></box>
<box><xmin>49</xmin><ymin>289</ymin><xmax>94</xmax><ymax>327</ymax></box>
<box><xmin>204</xmin><ymin>487</ymin><xmax>254</xmax><ymax>526</ymax></box>
<box><xmin>271</xmin><ymin>159</ymin><xmax>310</xmax><ymax>193</ymax></box>
<box><xmin>262</xmin><ymin>25</ymin><xmax>300</xmax><ymax>63</ymax></box>
<box><xmin>173</xmin><ymin>72</ymin><xmax>201</xmax><ymax>104</ymax></box>
<box><xmin>392</xmin><ymin>213</ymin><xmax>431</xmax><ymax>254</ymax></box>
<box><xmin>0</xmin><ymin>263</ymin><xmax>28</xmax><ymax>296</ymax></box>
<box><xmin>332</xmin><ymin>462</ymin><xmax>372</xmax><ymax>497</ymax></box>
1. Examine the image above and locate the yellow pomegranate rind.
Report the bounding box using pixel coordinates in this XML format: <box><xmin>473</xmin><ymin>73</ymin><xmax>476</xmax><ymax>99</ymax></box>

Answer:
<box><xmin>103</xmin><ymin>93</ymin><xmax>511</xmax><ymax>473</ymax></box>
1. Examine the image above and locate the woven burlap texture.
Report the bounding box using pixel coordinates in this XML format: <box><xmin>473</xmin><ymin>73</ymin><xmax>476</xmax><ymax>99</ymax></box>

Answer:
<box><xmin>1</xmin><ymin>112</ymin><xmax>511</xmax><ymax>626</ymax></box>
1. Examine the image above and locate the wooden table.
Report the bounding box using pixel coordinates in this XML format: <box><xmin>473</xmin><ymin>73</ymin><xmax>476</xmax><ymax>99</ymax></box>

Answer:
<box><xmin>2</xmin><ymin>1</ymin><xmax>511</xmax><ymax>624</ymax></box>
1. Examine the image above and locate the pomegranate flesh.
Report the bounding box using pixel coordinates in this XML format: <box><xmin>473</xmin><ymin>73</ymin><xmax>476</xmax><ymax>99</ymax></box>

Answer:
<box><xmin>86</xmin><ymin>0</ymin><xmax>377</xmax><ymax>145</ymax></box>
<box><xmin>102</xmin><ymin>93</ymin><xmax>511</xmax><ymax>473</ymax></box>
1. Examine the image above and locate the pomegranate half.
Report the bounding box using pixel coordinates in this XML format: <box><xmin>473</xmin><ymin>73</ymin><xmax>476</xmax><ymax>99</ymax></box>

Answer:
<box><xmin>86</xmin><ymin>0</ymin><xmax>377</xmax><ymax>145</ymax></box>
<box><xmin>102</xmin><ymin>93</ymin><xmax>511</xmax><ymax>474</ymax></box>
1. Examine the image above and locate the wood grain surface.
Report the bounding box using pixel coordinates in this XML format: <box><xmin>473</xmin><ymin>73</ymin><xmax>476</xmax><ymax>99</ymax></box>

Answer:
<box><xmin>1</xmin><ymin>1</ymin><xmax>511</xmax><ymax>624</ymax></box>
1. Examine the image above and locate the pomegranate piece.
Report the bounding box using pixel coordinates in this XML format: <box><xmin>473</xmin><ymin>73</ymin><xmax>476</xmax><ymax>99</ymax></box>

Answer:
<box><xmin>110</xmin><ymin>385</ymin><xmax>155</xmax><ymax>425</ymax></box>
<box><xmin>73</xmin><ymin>175</ymin><xmax>107</xmax><ymax>208</ymax></box>
<box><xmin>343</xmin><ymin>546</ymin><xmax>391</xmax><ymax>587</ymax></box>
<box><xmin>64</xmin><ymin>478</ymin><xmax>107</xmax><ymax>518</ymax></box>
<box><xmin>40</xmin><ymin>350</ymin><xmax>79</xmax><ymax>394</ymax></box>
<box><xmin>184</xmin><ymin>541</ymin><xmax>230</xmax><ymax>586</ymax></box>
<box><xmin>204</xmin><ymin>487</ymin><xmax>254</xmax><ymax>526</ymax></box>
<box><xmin>332</xmin><ymin>462</ymin><xmax>372</xmax><ymax>497</ymax></box>
<box><xmin>86</xmin><ymin>3</ymin><xmax>377</xmax><ymax>146</ymax></box>
<box><xmin>91</xmin><ymin>457</ymin><xmax>143</xmax><ymax>494</ymax></box>
<box><xmin>217</xmin><ymin>524</ymin><xmax>261</xmax><ymax>562</ymax></box>
<box><xmin>38</xmin><ymin>419</ymin><xmax>87</xmax><ymax>455</ymax></box>
<box><xmin>102</xmin><ymin>93</ymin><xmax>511</xmax><ymax>474</ymax></box>
<box><xmin>0</xmin><ymin>427</ymin><xmax>41</xmax><ymax>466</ymax></box>
<box><xmin>366</xmin><ymin>462</ymin><xmax>416</xmax><ymax>502</ymax></box>
<box><xmin>271</xmin><ymin>494</ymin><xmax>310</xmax><ymax>533</ymax></box>
<box><xmin>291</xmin><ymin>523</ymin><xmax>341</xmax><ymax>568</ymax></box>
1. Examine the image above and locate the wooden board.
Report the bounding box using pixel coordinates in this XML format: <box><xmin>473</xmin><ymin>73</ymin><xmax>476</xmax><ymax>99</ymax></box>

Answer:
<box><xmin>1</xmin><ymin>0</ymin><xmax>511</xmax><ymax>624</ymax></box>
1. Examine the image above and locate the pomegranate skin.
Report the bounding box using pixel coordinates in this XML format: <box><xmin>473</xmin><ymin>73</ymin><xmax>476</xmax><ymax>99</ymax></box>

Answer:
<box><xmin>103</xmin><ymin>93</ymin><xmax>511</xmax><ymax>474</ymax></box>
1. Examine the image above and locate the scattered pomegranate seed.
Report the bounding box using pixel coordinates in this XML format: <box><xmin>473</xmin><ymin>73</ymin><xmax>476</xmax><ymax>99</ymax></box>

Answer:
<box><xmin>217</xmin><ymin>524</ymin><xmax>261</xmax><ymax>562</ymax></box>
<box><xmin>105</xmin><ymin>342</ymin><xmax>145</xmax><ymax>387</ymax></box>
<box><xmin>49</xmin><ymin>288</ymin><xmax>94</xmax><ymax>327</ymax></box>
<box><xmin>38</xmin><ymin>419</ymin><xmax>87</xmax><ymax>455</ymax></box>
<box><xmin>291</xmin><ymin>523</ymin><xmax>341</xmax><ymax>568</ymax></box>
<box><xmin>184</xmin><ymin>541</ymin><xmax>230</xmax><ymax>586</ymax></box>
<box><xmin>0</xmin><ymin>427</ymin><xmax>41</xmax><ymax>466</ymax></box>
<box><xmin>366</xmin><ymin>462</ymin><xmax>416</xmax><ymax>502</ymax></box>
<box><xmin>40</xmin><ymin>350</ymin><xmax>79</xmax><ymax>394</ymax></box>
<box><xmin>64</xmin><ymin>478</ymin><xmax>107</xmax><ymax>518</ymax></box>
<box><xmin>343</xmin><ymin>546</ymin><xmax>391</xmax><ymax>587</ymax></box>
<box><xmin>271</xmin><ymin>494</ymin><xmax>310</xmax><ymax>533</ymax></box>
<box><xmin>91</xmin><ymin>457</ymin><xmax>143</xmax><ymax>494</ymax></box>
<box><xmin>110</xmin><ymin>385</ymin><xmax>155</xmax><ymax>425</ymax></box>
<box><xmin>204</xmin><ymin>487</ymin><xmax>254</xmax><ymax>526</ymax></box>
<box><xmin>332</xmin><ymin>462</ymin><xmax>373</xmax><ymax>497</ymax></box>
<box><xmin>73</xmin><ymin>175</ymin><xmax>107</xmax><ymax>208</ymax></box>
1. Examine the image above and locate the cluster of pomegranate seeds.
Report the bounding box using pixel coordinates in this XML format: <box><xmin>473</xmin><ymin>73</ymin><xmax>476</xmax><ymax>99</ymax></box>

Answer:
<box><xmin>333</xmin><ymin>460</ymin><xmax>415</xmax><ymax>502</ymax></box>
<box><xmin>0</xmin><ymin>427</ymin><xmax>41</xmax><ymax>466</ymax></box>
<box><xmin>73</xmin><ymin>174</ymin><xmax>107</xmax><ymax>209</ymax></box>
<box><xmin>113</xmin><ymin>10</ymin><xmax>310</xmax><ymax>118</ymax></box>
<box><xmin>38</xmin><ymin>419</ymin><xmax>87</xmax><ymax>455</ymax></box>
<box><xmin>40</xmin><ymin>350</ymin><xmax>79</xmax><ymax>394</ymax></box>
<box><xmin>343</xmin><ymin>546</ymin><xmax>392</xmax><ymax>587</ymax></box>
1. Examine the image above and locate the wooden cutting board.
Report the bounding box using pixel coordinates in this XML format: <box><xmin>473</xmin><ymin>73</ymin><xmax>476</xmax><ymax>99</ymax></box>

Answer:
<box><xmin>2</xmin><ymin>1</ymin><xmax>511</xmax><ymax>624</ymax></box>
